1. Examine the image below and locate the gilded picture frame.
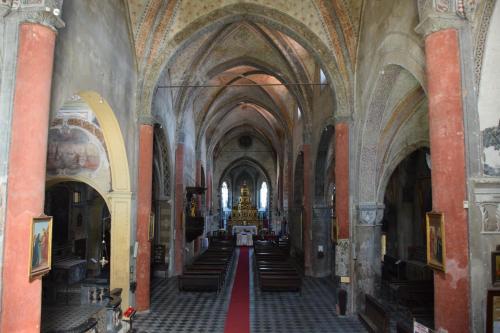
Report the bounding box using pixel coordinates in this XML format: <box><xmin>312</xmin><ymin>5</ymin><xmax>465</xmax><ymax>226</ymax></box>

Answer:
<box><xmin>331</xmin><ymin>217</ymin><xmax>338</xmax><ymax>243</ymax></box>
<box><xmin>492</xmin><ymin>251</ymin><xmax>500</xmax><ymax>286</ymax></box>
<box><xmin>149</xmin><ymin>212</ymin><xmax>155</xmax><ymax>240</ymax></box>
<box><xmin>426</xmin><ymin>211</ymin><xmax>445</xmax><ymax>272</ymax></box>
<box><xmin>29</xmin><ymin>215</ymin><xmax>53</xmax><ymax>279</ymax></box>
<box><xmin>486</xmin><ymin>289</ymin><xmax>500</xmax><ymax>333</ymax></box>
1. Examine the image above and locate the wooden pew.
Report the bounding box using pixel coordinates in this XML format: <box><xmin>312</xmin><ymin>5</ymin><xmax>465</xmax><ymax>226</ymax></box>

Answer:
<box><xmin>178</xmin><ymin>274</ymin><xmax>221</xmax><ymax>292</ymax></box>
<box><xmin>179</xmin><ymin>242</ymin><xmax>235</xmax><ymax>293</ymax></box>
<box><xmin>358</xmin><ymin>294</ymin><xmax>390</xmax><ymax>333</ymax></box>
<box><xmin>259</xmin><ymin>274</ymin><xmax>301</xmax><ymax>291</ymax></box>
<box><xmin>389</xmin><ymin>280</ymin><xmax>433</xmax><ymax>306</ymax></box>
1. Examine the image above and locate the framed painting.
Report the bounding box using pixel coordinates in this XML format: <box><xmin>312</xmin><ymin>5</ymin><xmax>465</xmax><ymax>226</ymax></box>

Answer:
<box><xmin>29</xmin><ymin>216</ymin><xmax>53</xmax><ymax>279</ymax></box>
<box><xmin>492</xmin><ymin>252</ymin><xmax>500</xmax><ymax>286</ymax></box>
<box><xmin>331</xmin><ymin>217</ymin><xmax>338</xmax><ymax>243</ymax></box>
<box><xmin>487</xmin><ymin>289</ymin><xmax>500</xmax><ymax>333</ymax></box>
<box><xmin>426</xmin><ymin>211</ymin><xmax>445</xmax><ymax>272</ymax></box>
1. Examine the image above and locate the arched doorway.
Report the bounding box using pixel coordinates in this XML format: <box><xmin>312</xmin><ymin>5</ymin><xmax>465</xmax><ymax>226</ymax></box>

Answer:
<box><xmin>380</xmin><ymin>148</ymin><xmax>434</xmax><ymax>328</ymax></box>
<box><xmin>47</xmin><ymin>91</ymin><xmax>132</xmax><ymax>308</ymax></box>
<box><xmin>41</xmin><ymin>181</ymin><xmax>111</xmax><ymax>332</ymax></box>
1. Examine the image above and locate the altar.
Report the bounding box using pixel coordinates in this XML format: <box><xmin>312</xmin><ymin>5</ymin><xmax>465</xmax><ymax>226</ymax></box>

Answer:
<box><xmin>229</xmin><ymin>182</ymin><xmax>262</xmax><ymax>230</ymax></box>
<box><xmin>232</xmin><ymin>226</ymin><xmax>256</xmax><ymax>246</ymax></box>
<box><xmin>232</xmin><ymin>225</ymin><xmax>258</xmax><ymax>235</ymax></box>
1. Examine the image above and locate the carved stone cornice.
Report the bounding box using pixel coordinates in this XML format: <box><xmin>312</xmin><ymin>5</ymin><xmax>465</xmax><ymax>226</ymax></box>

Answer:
<box><xmin>415</xmin><ymin>0</ymin><xmax>468</xmax><ymax>37</ymax></box>
<box><xmin>0</xmin><ymin>2</ymin><xmax>11</xmax><ymax>17</ymax></box>
<box><xmin>415</xmin><ymin>13</ymin><xmax>465</xmax><ymax>37</ymax></box>
<box><xmin>8</xmin><ymin>0</ymin><xmax>65</xmax><ymax>31</ymax></box>
<box><xmin>357</xmin><ymin>202</ymin><xmax>385</xmax><ymax>226</ymax></box>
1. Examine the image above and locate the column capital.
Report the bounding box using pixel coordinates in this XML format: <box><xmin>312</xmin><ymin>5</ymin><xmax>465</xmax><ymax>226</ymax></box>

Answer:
<box><xmin>0</xmin><ymin>2</ymin><xmax>11</xmax><ymax>17</ymax></box>
<box><xmin>357</xmin><ymin>202</ymin><xmax>384</xmax><ymax>226</ymax></box>
<box><xmin>334</xmin><ymin>115</ymin><xmax>352</xmax><ymax>125</ymax></box>
<box><xmin>137</xmin><ymin>114</ymin><xmax>155</xmax><ymax>126</ymax></box>
<box><xmin>415</xmin><ymin>0</ymin><xmax>467</xmax><ymax>37</ymax></box>
<box><xmin>11</xmin><ymin>1</ymin><xmax>65</xmax><ymax>31</ymax></box>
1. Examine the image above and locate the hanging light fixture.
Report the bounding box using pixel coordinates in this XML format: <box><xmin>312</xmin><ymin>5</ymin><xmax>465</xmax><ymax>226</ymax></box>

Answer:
<box><xmin>99</xmin><ymin>216</ymin><xmax>110</xmax><ymax>268</ymax></box>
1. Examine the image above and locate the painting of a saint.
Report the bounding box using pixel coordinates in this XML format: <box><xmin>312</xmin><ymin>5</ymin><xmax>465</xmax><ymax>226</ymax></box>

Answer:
<box><xmin>426</xmin><ymin>212</ymin><xmax>445</xmax><ymax>271</ymax></box>
<box><xmin>30</xmin><ymin>217</ymin><xmax>53</xmax><ymax>278</ymax></box>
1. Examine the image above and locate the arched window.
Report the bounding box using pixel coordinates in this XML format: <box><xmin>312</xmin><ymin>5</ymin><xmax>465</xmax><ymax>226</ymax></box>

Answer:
<box><xmin>221</xmin><ymin>182</ymin><xmax>229</xmax><ymax>209</ymax></box>
<box><xmin>260</xmin><ymin>182</ymin><xmax>268</xmax><ymax>209</ymax></box>
<box><xmin>320</xmin><ymin>69</ymin><xmax>327</xmax><ymax>84</ymax></box>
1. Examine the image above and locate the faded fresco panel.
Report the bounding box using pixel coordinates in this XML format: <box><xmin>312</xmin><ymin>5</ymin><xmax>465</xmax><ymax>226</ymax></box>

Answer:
<box><xmin>478</xmin><ymin>2</ymin><xmax>500</xmax><ymax>176</ymax></box>
<box><xmin>47</xmin><ymin>126</ymin><xmax>101</xmax><ymax>175</ymax></box>
<box><xmin>46</xmin><ymin>122</ymin><xmax>111</xmax><ymax>192</ymax></box>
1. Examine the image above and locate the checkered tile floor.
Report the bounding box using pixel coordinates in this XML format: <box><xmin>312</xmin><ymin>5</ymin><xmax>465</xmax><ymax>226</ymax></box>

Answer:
<box><xmin>134</xmin><ymin>248</ymin><xmax>367</xmax><ymax>333</ymax></box>
<box><xmin>41</xmin><ymin>304</ymin><xmax>105</xmax><ymax>332</ymax></box>
<box><xmin>249</xmin><ymin>250</ymin><xmax>366</xmax><ymax>333</ymax></box>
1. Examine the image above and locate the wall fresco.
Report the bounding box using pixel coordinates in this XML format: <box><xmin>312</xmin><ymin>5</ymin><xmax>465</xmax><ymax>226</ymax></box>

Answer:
<box><xmin>47</xmin><ymin>126</ymin><xmax>101</xmax><ymax>175</ymax></box>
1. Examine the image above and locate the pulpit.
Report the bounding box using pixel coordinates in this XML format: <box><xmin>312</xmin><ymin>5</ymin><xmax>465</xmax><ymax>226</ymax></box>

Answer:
<box><xmin>185</xmin><ymin>187</ymin><xmax>206</xmax><ymax>242</ymax></box>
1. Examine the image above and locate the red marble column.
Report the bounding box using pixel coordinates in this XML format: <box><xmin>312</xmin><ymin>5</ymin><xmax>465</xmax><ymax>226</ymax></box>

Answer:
<box><xmin>425</xmin><ymin>28</ymin><xmax>470</xmax><ymax>332</ymax></box>
<box><xmin>1</xmin><ymin>24</ymin><xmax>56</xmax><ymax>333</ymax></box>
<box><xmin>135</xmin><ymin>124</ymin><xmax>153</xmax><ymax>311</ymax></box>
<box><xmin>174</xmin><ymin>144</ymin><xmax>185</xmax><ymax>275</ymax></box>
<box><xmin>303</xmin><ymin>145</ymin><xmax>312</xmax><ymax>275</ymax></box>
<box><xmin>335</xmin><ymin>123</ymin><xmax>349</xmax><ymax>239</ymax></box>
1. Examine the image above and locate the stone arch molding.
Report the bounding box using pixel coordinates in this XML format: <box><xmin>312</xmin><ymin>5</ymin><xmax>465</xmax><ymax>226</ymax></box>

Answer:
<box><xmin>57</xmin><ymin>91</ymin><xmax>132</xmax><ymax>309</ymax></box>
<box><xmin>357</xmin><ymin>65</ymin><xmax>402</xmax><ymax>203</ymax></box>
<box><xmin>375</xmin><ymin>141</ymin><xmax>430</xmax><ymax>205</ymax></box>
<box><xmin>357</xmin><ymin>62</ymin><xmax>426</xmax><ymax>204</ymax></box>
<box><xmin>139</xmin><ymin>3</ymin><xmax>351</xmax><ymax>127</ymax></box>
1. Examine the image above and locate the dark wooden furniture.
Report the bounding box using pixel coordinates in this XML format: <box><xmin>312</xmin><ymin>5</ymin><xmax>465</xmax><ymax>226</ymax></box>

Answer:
<box><xmin>152</xmin><ymin>244</ymin><xmax>168</xmax><ymax>279</ymax></box>
<box><xmin>178</xmin><ymin>241</ymin><xmax>234</xmax><ymax>293</ymax></box>
<box><xmin>382</xmin><ymin>254</ymin><xmax>406</xmax><ymax>282</ymax></box>
<box><xmin>178</xmin><ymin>274</ymin><xmax>221</xmax><ymax>292</ymax></box>
<box><xmin>253</xmin><ymin>241</ymin><xmax>301</xmax><ymax>292</ymax></box>
<box><xmin>358</xmin><ymin>294</ymin><xmax>390</xmax><ymax>333</ymax></box>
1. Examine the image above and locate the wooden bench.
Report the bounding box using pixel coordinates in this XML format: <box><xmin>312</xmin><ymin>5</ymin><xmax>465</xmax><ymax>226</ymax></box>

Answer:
<box><xmin>389</xmin><ymin>280</ymin><xmax>433</xmax><ymax>306</ymax></box>
<box><xmin>178</xmin><ymin>274</ymin><xmax>221</xmax><ymax>292</ymax></box>
<box><xmin>358</xmin><ymin>294</ymin><xmax>390</xmax><ymax>333</ymax></box>
<box><xmin>178</xmin><ymin>242</ymin><xmax>235</xmax><ymax>293</ymax></box>
<box><xmin>259</xmin><ymin>274</ymin><xmax>301</xmax><ymax>291</ymax></box>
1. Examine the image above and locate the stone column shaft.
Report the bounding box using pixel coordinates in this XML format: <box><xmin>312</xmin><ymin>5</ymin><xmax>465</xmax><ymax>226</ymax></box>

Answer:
<box><xmin>303</xmin><ymin>145</ymin><xmax>312</xmax><ymax>275</ymax></box>
<box><xmin>1</xmin><ymin>23</ymin><xmax>56</xmax><ymax>333</ymax></box>
<box><xmin>174</xmin><ymin>144</ymin><xmax>185</xmax><ymax>275</ymax></box>
<box><xmin>335</xmin><ymin>122</ymin><xmax>349</xmax><ymax>239</ymax></box>
<box><xmin>135</xmin><ymin>124</ymin><xmax>154</xmax><ymax>311</ymax></box>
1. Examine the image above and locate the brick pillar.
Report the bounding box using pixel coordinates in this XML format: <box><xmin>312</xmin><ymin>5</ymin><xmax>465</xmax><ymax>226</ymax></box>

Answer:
<box><xmin>1</xmin><ymin>23</ymin><xmax>57</xmax><ymax>333</ymax></box>
<box><xmin>135</xmin><ymin>123</ymin><xmax>154</xmax><ymax>311</ymax></box>
<box><xmin>424</xmin><ymin>28</ymin><xmax>470</xmax><ymax>332</ymax></box>
<box><xmin>174</xmin><ymin>144</ymin><xmax>185</xmax><ymax>275</ymax></box>
<box><xmin>303</xmin><ymin>145</ymin><xmax>313</xmax><ymax>275</ymax></box>
<box><xmin>335</xmin><ymin>122</ymin><xmax>349</xmax><ymax>239</ymax></box>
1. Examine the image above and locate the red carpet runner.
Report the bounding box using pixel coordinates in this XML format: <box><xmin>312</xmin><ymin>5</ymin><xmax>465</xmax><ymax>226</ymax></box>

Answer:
<box><xmin>224</xmin><ymin>247</ymin><xmax>250</xmax><ymax>333</ymax></box>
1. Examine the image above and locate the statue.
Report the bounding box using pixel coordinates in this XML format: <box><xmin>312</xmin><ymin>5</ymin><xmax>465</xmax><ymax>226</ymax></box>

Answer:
<box><xmin>190</xmin><ymin>197</ymin><xmax>196</xmax><ymax>217</ymax></box>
